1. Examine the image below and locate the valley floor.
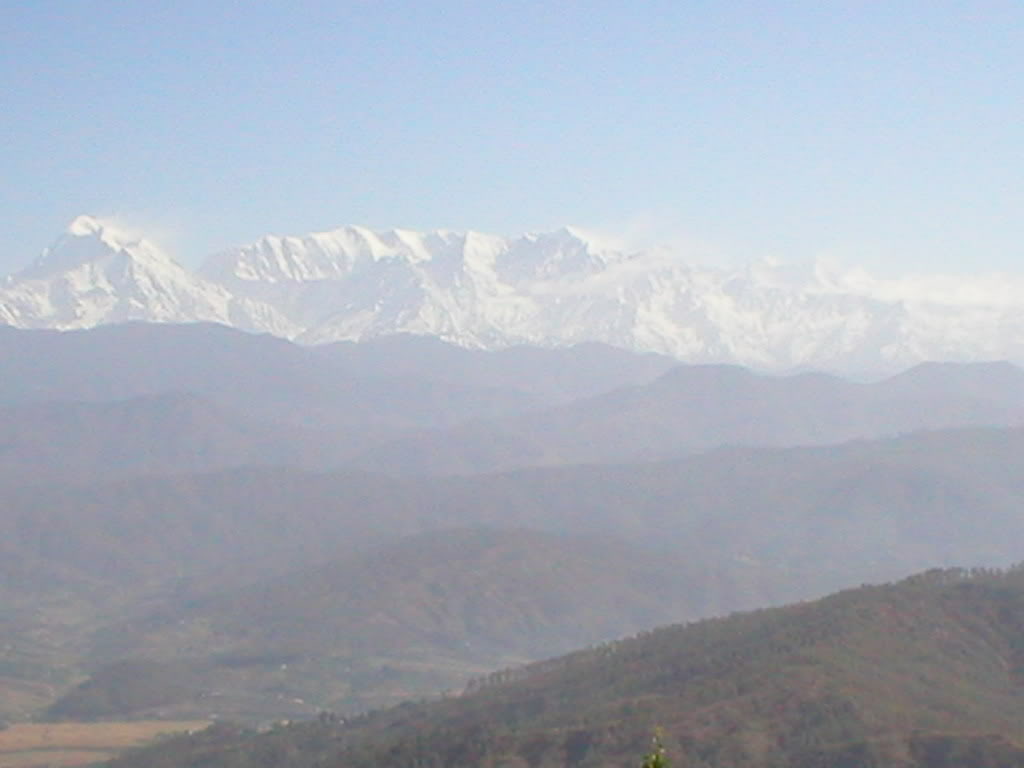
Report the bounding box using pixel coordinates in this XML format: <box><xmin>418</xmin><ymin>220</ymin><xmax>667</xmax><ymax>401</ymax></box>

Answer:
<box><xmin>0</xmin><ymin>721</ymin><xmax>207</xmax><ymax>768</ymax></box>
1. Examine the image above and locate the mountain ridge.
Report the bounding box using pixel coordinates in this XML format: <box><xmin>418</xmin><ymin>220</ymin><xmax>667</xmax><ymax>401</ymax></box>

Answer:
<box><xmin>6</xmin><ymin>217</ymin><xmax>1024</xmax><ymax>371</ymax></box>
<box><xmin>1</xmin><ymin>322</ymin><xmax>1022</xmax><ymax>479</ymax></box>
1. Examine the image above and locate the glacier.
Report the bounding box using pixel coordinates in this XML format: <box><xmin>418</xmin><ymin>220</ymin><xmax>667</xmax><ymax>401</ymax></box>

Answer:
<box><xmin>2</xmin><ymin>214</ymin><xmax>1023</xmax><ymax>373</ymax></box>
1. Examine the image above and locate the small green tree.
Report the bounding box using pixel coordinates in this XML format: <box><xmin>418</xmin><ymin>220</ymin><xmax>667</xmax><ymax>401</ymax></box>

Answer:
<box><xmin>640</xmin><ymin>730</ymin><xmax>669</xmax><ymax>768</ymax></box>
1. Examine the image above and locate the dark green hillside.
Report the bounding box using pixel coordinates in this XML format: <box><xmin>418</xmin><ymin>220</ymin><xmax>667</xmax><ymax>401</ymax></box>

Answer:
<box><xmin>107</xmin><ymin>568</ymin><xmax>1024</xmax><ymax>768</ymax></box>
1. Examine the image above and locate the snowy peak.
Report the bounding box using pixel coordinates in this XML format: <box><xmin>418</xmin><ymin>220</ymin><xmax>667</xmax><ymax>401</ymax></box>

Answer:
<box><xmin>0</xmin><ymin>216</ymin><xmax>296</xmax><ymax>336</ymax></box>
<box><xmin>65</xmin><ymin>214</ymin><xmax>138</xmax><ymax>245</ymax></box>
<box><xmin>6</xmin><ymin>217</ymin><xmax>1024</xmax><ymax>372</ymax></box>
<box><xmin>21</xmin><ymin>215</ymin><xmax>178</xmax><ymax>280</ymax></box>
<box><xmin>495</xmin><ymin>227</ymin><xmax>614</xmax><ymax>283</ymax></box>
<box><xmin>530</xmin><ymin>225</ymin><xmax>619</xmax><ymax>256</ymax></box>
<box><xmin>66</xmin><ymin>214</ymin><xmax>110</xmax><ymax>238</ymax></box>
<box><xmin>200</xmin><ymin>224</ymin><xmax>630</xmax><ymax>344</ymax></box>
<box><xmin>202</xmin><ymin>224</ymin><xmax>615</xmax><ymax>287</ymax></box>
<box><xmin>201</xmin><ymin>225</ymin><xmax>503</xmax><ymax>286</ymax></box>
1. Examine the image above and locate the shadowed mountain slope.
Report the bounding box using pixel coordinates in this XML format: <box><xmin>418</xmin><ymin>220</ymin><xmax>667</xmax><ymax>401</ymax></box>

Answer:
<box><xmin>53</xmin><ymin>529</ymin><xmax>737</xmax><ymax>721</ymax></box>
<box><xmin>0</xmin><ymin>322</ymin><xmax>543</xmax><ymax>430</ymax></box>
<box><xmin>313</xmin><ymin>334</ymin><xmax>679</xmax><ymax>403</ymax></box>
<box><xmin>3</xmin><ymin>324</ymin><xmax>1023</xmax><ymax>478</ymax></box>
<box><xmin>5</xmin><ymin>425</ymin><xmax>1024</xmax><ymax>608</ymax></box>
<box><xmin>0</xmin><ymin>323</ymin><xmax>678</xmax><ymax>420</ymax></box>
<box><xmin>4</xmin><ymin>426</ymin><xmax>1024</xmax><ymax>722</ymax></box>
<box><xmin>0</xmin><ymin>394</ymin><xmax>346</xmax><ymax>482</ymax></box>
<box><xmin>354</xmin><ymin>361</ymin><xmax>1024</xmax><ymax>474</ymax></box>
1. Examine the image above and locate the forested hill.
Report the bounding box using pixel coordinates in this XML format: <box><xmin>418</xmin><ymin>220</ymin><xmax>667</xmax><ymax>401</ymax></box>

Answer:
<box><xmin>108</xmin><ymin>567</ymin><xmax>1024</xmax><ymax>768</ymax></box>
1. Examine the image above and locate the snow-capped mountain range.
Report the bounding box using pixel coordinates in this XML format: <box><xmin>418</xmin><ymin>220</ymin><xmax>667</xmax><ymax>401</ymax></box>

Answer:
<box><xmin>4</xmin><ymin>215</ymin><xmax>1024</xmax><ymax>372</ymax></box>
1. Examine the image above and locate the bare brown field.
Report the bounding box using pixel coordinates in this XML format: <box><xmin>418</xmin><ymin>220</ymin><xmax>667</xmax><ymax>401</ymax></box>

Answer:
<box><xmin>0</xmin><ymin>720</ymin><xmax>208</xmax><ymax>768</ymax></box>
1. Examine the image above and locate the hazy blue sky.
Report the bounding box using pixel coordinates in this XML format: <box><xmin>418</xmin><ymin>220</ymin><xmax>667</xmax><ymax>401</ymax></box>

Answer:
<box><xmin>2</xmin><ymin>1</ymin><xmax>1022</xmax><ymax>275</ymax></box>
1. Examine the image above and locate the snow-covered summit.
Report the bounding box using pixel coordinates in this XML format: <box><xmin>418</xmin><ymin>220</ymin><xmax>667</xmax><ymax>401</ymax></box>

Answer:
<box><xmin>19</xmin><ymin>215</ymin><xmax>175</xmax><ymax>280</ymax></box>
<box><xmin>199</xmin><ymin>224</ymin><xmax>614</xmax><ymax>286</ymax></box>
<box><xmin>202</xmin><ymin>225</ymin><xmax>480</xmax><ymax>285</ymax></box>
<box><xmin>0</xmin><ymin>216</ymin><xmax>294</xmax><ymax>335</ymax></box>
<box><xmin>66</xmin><ymin>214</ymin><xmax>120</xmax><ymax>239</ymax></box>
<box><xmin>5</xmin><ymin>216</ymin><xmax>1024</xmax><ymax>372</ymax></box>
